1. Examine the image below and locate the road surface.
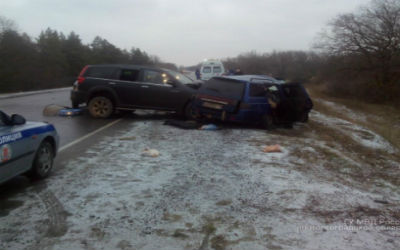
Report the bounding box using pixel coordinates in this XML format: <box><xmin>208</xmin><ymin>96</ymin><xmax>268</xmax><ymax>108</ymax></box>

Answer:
<box><xmin>0</xmin><ymin>88</ymin><xmax>120</xmax><ymax>147</ymax></box>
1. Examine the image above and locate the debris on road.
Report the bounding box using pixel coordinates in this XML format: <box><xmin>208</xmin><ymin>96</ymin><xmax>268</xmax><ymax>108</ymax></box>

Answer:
<box><xmin>199</xmin><ymin>124</ymin><xmax>218</xmax><ymax>130</ymax></box>
<box><xmin>43</xmin><ymin>104</ymin><xmax>64</xmax><ymax>116</ymax></box>
<box><xmin>262</xmin><ymin>144</ymin><xmax>282</xmax><ymax>153</ymax></box>
<box><xmin>373</xmin><ymin>199</ymin><xmax>389</xmax><ymax>205</ymax></box>
<box><xmin>43</xmin><ymin>105</ymin><xmax>83</xmax><ymax>117</ymax></box>
<box><xmin>142</xmin><ymin>148</ymin><xmax>160</xmax><ymax>157</ymax></box>
<box><xmin>163</xmin><ymin>119</ymin><xmax>201</xmax><ymax>129</ymax></box>
<box><xmin>119</xmin><ymin>136</ymin><xmax>136</xmax><ymax>141</ymax></box>
<box><xmin>58</xmin><ymin>108</ymin><xmax>83</xmax><ymax>117</ymax></box>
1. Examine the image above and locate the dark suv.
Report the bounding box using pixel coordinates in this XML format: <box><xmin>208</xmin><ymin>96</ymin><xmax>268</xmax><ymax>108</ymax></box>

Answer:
<box><xmin>70</xmin><ymin>64</ymin><xmax>199</xmax><ymax>118</ymax></box>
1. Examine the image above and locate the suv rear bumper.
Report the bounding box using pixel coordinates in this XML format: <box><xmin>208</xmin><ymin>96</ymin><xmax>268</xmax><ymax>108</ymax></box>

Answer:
<box><xmin>70</xmin><ymin>90</ymin><xmax>87</xmax><ymax>105</ymax></box>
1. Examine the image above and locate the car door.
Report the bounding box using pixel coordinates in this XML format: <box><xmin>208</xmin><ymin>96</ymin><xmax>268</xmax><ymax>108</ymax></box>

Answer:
<box><xmin>111</xmin><ymin>68</ymin><xmax>143</xmax><ymax>107</ymax></box>
<box><xmin>0</xmin><ymin>124</ymin><xmax>34</xmax><ymax>183</ymax></box>
<box><xmin>136</xmin><ymin>69</ymin><xmax>177</xmax><ymax>109</ymax></box>
<box><xmin>246</xmin><ymin>83</ymin><xmax>270</xmax><ymax>119</ymax></box>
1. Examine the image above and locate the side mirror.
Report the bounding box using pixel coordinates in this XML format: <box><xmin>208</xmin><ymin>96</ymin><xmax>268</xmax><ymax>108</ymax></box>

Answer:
<box><xmin>11</xmin><ymin>114</ymin><xmax>26</xmax><ymax>125</ymax></box>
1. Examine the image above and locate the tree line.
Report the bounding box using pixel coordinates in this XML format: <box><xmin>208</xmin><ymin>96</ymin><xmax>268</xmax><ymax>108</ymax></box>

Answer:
<box><xmin>1</xmin><ymin>0</ymin><xmax>399</xmax><ymax>105</ymax></box>
<box><xmin>222</xmin><ymin>0</ymin><xmax>400</xmax><ymax>105</ymax></box>
<box><xmin>0</xmin><ymin>17</ymin><xmax>177</xmax><ymax>93</ymax></box>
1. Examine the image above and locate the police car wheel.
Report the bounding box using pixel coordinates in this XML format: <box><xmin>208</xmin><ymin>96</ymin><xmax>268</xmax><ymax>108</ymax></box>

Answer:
<box><xmin>30</xmin><ymin>141</ymin><xmax>54</xmax><ymax>179</ymax></box>
<box><xmin>88</xmin><ymin>96</ymin><xmax>113</xmax><ymax>118</ymax></box>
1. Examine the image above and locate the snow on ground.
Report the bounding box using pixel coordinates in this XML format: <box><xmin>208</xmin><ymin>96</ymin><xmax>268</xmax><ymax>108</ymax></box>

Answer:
<box><xmin>1</xmin><ymin>111</ymin><xmax>400</xmax><ymax>250</ymax></box>
<box><xmin>311</xmin><ymin>110</ymin><xmax>397</xmax><ymax>153</ymax></box>
<box><xmin>314</xmin><ymin>99</ymin><xmax>368</xmax><ymax>123</ymax></box>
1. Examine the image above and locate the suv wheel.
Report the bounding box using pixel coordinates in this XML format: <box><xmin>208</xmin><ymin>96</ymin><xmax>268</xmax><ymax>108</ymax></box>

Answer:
<box><xmin>184</xmin><ymin>102</ymin><xmax>195</xmax><ymax>120</ymax></box>
<box><xmin>88</xmin><ymin>96</ymin><xmax>114</xmax><ymax>118</ymax></box>
<box><xmin>72</xmin><ymin>101</ymin><xmax>79</xmax><ymax>109</ymax></box>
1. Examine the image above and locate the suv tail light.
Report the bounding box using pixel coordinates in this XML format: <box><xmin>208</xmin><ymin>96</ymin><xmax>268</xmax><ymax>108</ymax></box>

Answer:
<box><xmin>77</xmin><ymin>65</ymin><xmax>89</xmax><ymax>84</ymax></box>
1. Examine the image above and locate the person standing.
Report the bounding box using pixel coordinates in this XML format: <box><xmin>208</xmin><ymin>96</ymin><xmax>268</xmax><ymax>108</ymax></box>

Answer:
<box><xmin>195</xmin><ymin>69</ymin><xmax>201</xmax><ymax>80</ymax></box>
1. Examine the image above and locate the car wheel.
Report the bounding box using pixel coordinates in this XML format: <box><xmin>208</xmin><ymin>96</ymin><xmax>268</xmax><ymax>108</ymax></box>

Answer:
<box><xmin>72</xmin><ymin>101</ymin><xmax>79</xmax><ymax>109</ymax></box>
<box><xmin>262</xmin><ymin>114</ymin><xmax>275</xmax><ymax>130</ymax></box>
<box><xmin>184</xmin><ymin>102</ymin><xmax>195</xmax><ymax>120</ymax></box>
<box><xmin>88</xmin><ymin>96</ymin><xmax>114</xmax><ymax>118</ymax></box>
<box><xmin>29</xmin><ymin>141</ymin><xmax>54</xmax><ymax>179</ymax></box>
<box><xmin>299</xmin><ymin>112</ymin><xmax>309</xmax><ymax>122</ymax></box>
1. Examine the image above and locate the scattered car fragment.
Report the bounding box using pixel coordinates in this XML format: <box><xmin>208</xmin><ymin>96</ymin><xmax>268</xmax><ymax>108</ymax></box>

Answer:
<box><xmin>58</xmin><ymin>108</ymin><xmax>83</xmax><ymax>117</ymax></box>
<box><xmin>0</xmin><ymin>110</ymin><xmax>59</xmax><ymax>184</ymax></box>
<box><xmin>142</xmin><ymin>148</ymin><xmax>160</xmax><ymax>157</ymax></box>
<box><xmin>199</xmin><ymin>124</ymin><xmax>219</xmax><ymax>130</ymax></box>
<box><xmin>263</xmin><ymin>144</ymin><xmax>282</xmax><ymax>153</ymax></box>
<box><xmin>43</xmin><ymin>104</ymin><xmax>64</xmax><ymax>116</ymax></box>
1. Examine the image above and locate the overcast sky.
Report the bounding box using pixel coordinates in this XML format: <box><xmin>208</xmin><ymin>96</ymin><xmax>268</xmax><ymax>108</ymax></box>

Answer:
<box><xmin>1</xmin><ymin>0</ymin><xmax>371</xmax><ymax>66</ymax></box>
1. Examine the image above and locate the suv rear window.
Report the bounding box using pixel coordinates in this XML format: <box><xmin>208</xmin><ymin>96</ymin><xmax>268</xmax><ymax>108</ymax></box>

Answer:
<box><xmin>201</xmin><ymin>78</ymin><xmax>245</xmax><ymax>100</ymax></box>
<box><xmin>85</xmin><ymin>67</ymin><xmax>116</xmax><ymax>79</ymax></box>
<box><xmin>249</xmin><ymin>84</ymin><xmax>266</xmax><ymax>97</ymax></box>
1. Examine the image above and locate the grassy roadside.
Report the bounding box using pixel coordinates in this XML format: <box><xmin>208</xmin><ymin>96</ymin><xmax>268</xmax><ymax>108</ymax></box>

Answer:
<box><xmin>306</xmin><ymin>84</ymin><xmax>400</xmax><ymax>151</ymax></box>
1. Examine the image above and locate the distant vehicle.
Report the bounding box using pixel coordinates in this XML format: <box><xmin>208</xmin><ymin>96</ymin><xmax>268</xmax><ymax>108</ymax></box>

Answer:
<box><xmin>70</xmin><ymin>64</ymin><xmax>200</xmax><ymax>118</ymax></box>
<box><xmin>0</xmin><ymin>111</ymin><xmax>59</xmax><ymax>184</ymax></box>
<box><xmin>200</xmin><ymin>60</ymin><xmax>225</xmax><ymax>80</ymax></box>
<box><xmin>189</xmin><ymin>75</ymin><xmax>313</xmax><ymax>129</ymax></box>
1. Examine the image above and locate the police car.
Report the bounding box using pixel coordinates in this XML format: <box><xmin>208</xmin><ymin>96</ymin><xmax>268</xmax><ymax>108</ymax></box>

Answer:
<box><xmin>0</xmin><ymin>110</ymin><xmax>59</xmax><ymax>184</ymax></box>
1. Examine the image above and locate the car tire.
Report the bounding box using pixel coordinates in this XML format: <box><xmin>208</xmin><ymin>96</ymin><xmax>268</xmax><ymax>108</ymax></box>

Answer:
<box><xmin>262</xmin><ymin>114</ymin><xmax>275</xmax><ymax>130</ymax></box>
<box><xmin>88</xmin><ymin>96</ymin><xmax>114</xmax><ymax>118</ymax></box>
<box><xmin>184</xmin><ymin>102</ymin><xmax>194</xmax><ymax>120</ymax></box>
<box><xmin>72</xmin><ymin>101</ymin><xmax>79</xmax><ymax>109</ymax></box>
<box><xmin>299</xmin><ymin>112</ymin><xmax>309</xmax><ymax>122</ymax></box>
<box><xmin>29</xmin><ymin>141</ymin><xmax>54</xmax><ymax>180</ymax></box>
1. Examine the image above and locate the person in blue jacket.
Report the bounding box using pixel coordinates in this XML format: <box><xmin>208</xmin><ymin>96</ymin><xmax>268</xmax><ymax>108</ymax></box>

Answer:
<box><xmin>195</xmin><ymin>69</ymin><xmax>201</xmax><ymax>80</ymax></box>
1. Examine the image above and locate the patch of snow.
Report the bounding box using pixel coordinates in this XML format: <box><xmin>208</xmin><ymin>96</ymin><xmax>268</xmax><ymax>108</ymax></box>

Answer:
<box><xmin>311</xmin><ymin>110</ymin><xmax>397</xmax><ymax>153</ymax></box>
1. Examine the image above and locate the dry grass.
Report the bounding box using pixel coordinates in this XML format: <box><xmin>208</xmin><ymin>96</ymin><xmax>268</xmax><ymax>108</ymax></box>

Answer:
<box><xmin>307</xmin><ymin>84</ymin><xmax>400</xmax><ymax>150</ymax></box>
<box><xmin>305</xmin><ymin>117</ymin><xmax>400</xmax><ymax>188</ymax></box>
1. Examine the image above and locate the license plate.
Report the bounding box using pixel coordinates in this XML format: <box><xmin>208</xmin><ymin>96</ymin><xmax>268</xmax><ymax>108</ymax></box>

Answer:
<box><xmin>203</xmin><ymin>102</ymin><xmax>223</xmax><ymax>109</ymax></box>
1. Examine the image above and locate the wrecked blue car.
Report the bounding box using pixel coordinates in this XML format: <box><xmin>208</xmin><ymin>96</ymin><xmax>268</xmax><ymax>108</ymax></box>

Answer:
<box><xmin>190</xmin><ymin>75</ymin><xmax>313</xmax><ymax>129</ymax></box>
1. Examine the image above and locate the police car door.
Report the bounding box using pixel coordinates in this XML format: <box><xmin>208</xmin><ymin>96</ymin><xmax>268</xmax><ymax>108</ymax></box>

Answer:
<box><xmin>0</xmin><ymin>124</ymin><xmax>33</xmax><ymax>183</ymax></box>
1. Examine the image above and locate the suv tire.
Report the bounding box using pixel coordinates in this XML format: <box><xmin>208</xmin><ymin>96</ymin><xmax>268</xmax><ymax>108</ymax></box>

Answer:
<box><xmin>184</xmin><ymin>102</ymin><xmax>194</xmax><ymax>120</ymax></box>
<box><xmin>88</xmin><ymin>96</ymin><xmax>114</xmax><ymax>118</ymax></box>
<box><xmin>72</xmin><ymin>101</ymin><xmax>79</xmax><ymax>109</ymax></box>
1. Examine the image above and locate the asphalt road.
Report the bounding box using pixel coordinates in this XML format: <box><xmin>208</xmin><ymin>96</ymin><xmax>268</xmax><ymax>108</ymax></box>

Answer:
<box><xmin>0</xmin><ymin>88</ymin><xmax>120</xmax><ymax>147</ymax></box>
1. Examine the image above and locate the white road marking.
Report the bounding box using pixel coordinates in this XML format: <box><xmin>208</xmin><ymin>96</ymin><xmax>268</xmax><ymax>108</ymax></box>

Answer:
<box><xmin>59</xmin><ymin>118</ymin><xmax>122</xmax><ymax>152</ymax></box>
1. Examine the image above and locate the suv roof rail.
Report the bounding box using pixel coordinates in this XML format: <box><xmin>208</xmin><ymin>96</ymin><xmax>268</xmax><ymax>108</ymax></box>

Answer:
<box><xmin>249</xmin><ymin>77</ymin><xmax>276</xmax><ymax>83</ymax></box>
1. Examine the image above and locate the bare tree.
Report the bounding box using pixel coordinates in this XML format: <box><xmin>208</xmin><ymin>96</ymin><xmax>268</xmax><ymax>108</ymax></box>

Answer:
<box><xmin>0</xmin><ymin>16</ymin><xmax>17</xmax><ymax>34</ymax></box>
<box><xmin>316</xmin><ymin>0</ymin><xmax>400</xmax><ymax>86</ymax></box>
